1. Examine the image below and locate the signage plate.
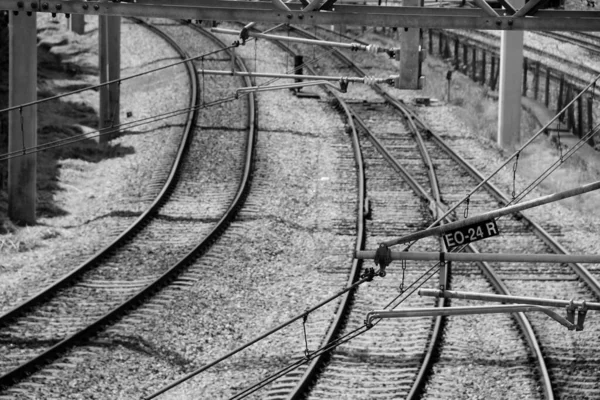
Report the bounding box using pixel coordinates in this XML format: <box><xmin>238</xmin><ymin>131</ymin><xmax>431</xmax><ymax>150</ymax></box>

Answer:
<box><xmin>442</xmin><ymin>219</ymin><xmax>499</xmax><ymax>249</ymax></box>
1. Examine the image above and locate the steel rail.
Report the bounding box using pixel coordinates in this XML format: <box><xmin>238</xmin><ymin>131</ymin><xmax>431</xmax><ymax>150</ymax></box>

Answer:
<box><xmin>0</xmin><ymin>20</ymin><xmax>257</xmax><ymax>391</ymax></box>
<box><xmin>0</xmin><ymin>18</ymin><xmax>202</xmax><ymax>330</ymax></box>
<box><xmin>278</xmin><ymin>24</ymin><xmax>451</xmax><ymax>400</ymax></box>
<box><xmin>292</xmin><ymin>24</ymin><xmax>555</xmax><ymax>400</ymax></box>
<box><xmin>538</xmin><ymin>31</ymin><xmax>600</xmax><ymax>56</ymax></box>
<box><xmin>238</xmin><ymin>24</ymin><xmax>368</xmax><ymax>400</ymax></box>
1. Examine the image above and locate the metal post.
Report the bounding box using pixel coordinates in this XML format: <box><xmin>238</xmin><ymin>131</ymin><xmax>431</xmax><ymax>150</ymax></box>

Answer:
<box><xmin>8</xmin><ymin>12</ymin><xmax>37</xmax><ymax>225</ymax></box>
<box><xmin>587</xmin><ymin>95</ymin><xmax>594</xmax><ymax>147</ymax></box>
<box><xmin>557</xmin><ymin>74</ymin><xmax>565</xmax><ymax>120</ymax></box>
<box><xmin>545</xmin><ymin>68</ymin><xmax>551</xmax><ymax>107</ymax></box>
<box><xmin>481</xmin><ymin>49</ymin><xmax>486</xmax><ymax>86</ymax></box>
<box><xmin>497</xmin><ymin>0</ymin><xmax>524</xmax><ymax>148</ymax></box>
<box><xmin>533</xmin><ymin>61</ymin><xmax>540</xmax><ymax>100</ymax></box>
<box><xmin>522</xmin><ymin>58</ymin><xmax>528</xmax><ymax>95</ymax></box>
<box><xmin>293</xmin><ymin>55</ymin><xmax>303</xmax><ymax>92</ymax></box>
<box><xmin>396</xmin><ymin>0</ymin><xmax>422</xmax><ymax>89</ymax></box>
<box><xmin>98</xmin><ymin>15</ymin><xmax>120</xmax><ymax>144</ymax></box>
<box><xmin>70</xmin><ymin>13</ymin><xmax>84</xmax><ymax>34</ymax></box>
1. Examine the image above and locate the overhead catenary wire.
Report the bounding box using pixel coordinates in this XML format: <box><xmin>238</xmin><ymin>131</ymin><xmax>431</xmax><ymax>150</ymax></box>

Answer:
<box><xmin>1</xmin><ymin>24</ymin><xmax>362</xmax><ymax>161</ymax></box>
<box><xmin>143</xmin><ymin>272</ymin><xmax>380</xmax><ymax>399</ymax></box>
<box><xmin>0</xmin><ymin>40</ymin><xmax>236</xmax><ymax>117</ymax></box>
<box><xmin>383</xmin><ymin>72</ymin><xmax>600</xmax><ymax>248</ymax></box>
<box><xmin>227</xmin><ymin>260</ymin><xmax>443</xmax><ymax>400</ymax></box>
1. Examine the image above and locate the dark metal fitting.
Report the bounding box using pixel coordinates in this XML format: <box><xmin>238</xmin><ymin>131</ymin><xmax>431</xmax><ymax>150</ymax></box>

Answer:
<box><xmin>495</xmin><ymin>19</ymin><xmax>501</xmax><ymax>26</ymax></box>
<box><xmin>508</xmin><ymin>20</ymin><xmax>513</xmax><ymax>26</ymax></box>
<box><xmin>51</xmin><ymin>12</ymin><xmax>56</xmax><ymax>17</ymax></box>
<box><xmin>94</xmin><ymin>4</ymin><xmax>99</xmax><ymax>10</ymax></box>
<box><xmin>364</xmin><ymin>320</ymin><xmax>373</xmax><ymax>329</ymax></box>
<box><xmin>55</xmin><ymin>3</ymin><xmax>62</xmax><ymax>10</ymax></box>
<box><xmin>287</xmin><ymin>13</ymin><xmax>292</xmax><ymax>19</ymax></box>
<box><xmin>83</xmin><ymin>3</ymin><xmax>88</xmax><ymax>9</ymax></box>
<box><xmin>298</xmin><ymin>14</ymin><xmax>304</xmax><ymax>19</ymax></box>
<box><xmin>361</xmin><ymin>267</ymin><xmax>375</xmax><ymax>282</ymax></box>
<box><xmin>30</xmin><ymin>2</ymin><xmax>37</xmax><ymax>9</ymax></box>
<box><xmin>17</xmin><ymin>1</ymin><xmax>24</xmax><ymax>8</ymax></box>
<box><xmin>374</xmin><ymin>243</ymin><xmax>392</xmax><ymax>269</ymax></box>
<box><xmin>42</xmin><ymin>3</ymin><xmax>49</xmax><ymax>10</ymax></box>
<box><xmin>65</xmin><ymin>13</ymin><xmax>70</xmax><ymax>18</ymax></box>
<box><xmin>26</xmin><ymin>11</ymin><xmax>32</xmax><ymax>15</ymax></box>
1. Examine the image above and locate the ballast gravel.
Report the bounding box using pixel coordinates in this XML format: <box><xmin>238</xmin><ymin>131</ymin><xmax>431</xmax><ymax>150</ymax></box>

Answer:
<box><xmin>1</xmin><ymin>15</ymin><xmax>599</xmax><ymax>400</ymax></box>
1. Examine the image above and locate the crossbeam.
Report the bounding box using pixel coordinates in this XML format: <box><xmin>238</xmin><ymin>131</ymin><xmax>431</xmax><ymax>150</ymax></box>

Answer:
<box><xmin>212</xmin><ymin>27</ymin><xmax>400</xmax><ymax>54</ymax></box>
<box><xmin>196</xmin><ymin>68</ymin><xmax>396</xmax><ymax>84</ymax></box>
<box><xmin>365</xmin><ymin>305</ymin><xmax>580</xmax><ymax>329</ymax></box>
<box><xmin>418</xmin><ymin>289</ymin><xmax>600</xmax><ymax>311</ymax></box>
<box><xmin>355</xmin><ymin>250</ymin><xmax>600</xmax><ymax>264</ymax></box>
<box><xmin>3</xmin><ymin>1</ymin><xmax>600</xmax><ymax>30</ymax></box>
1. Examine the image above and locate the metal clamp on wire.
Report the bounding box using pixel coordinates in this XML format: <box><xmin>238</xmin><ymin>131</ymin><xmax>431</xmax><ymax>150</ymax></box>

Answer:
<box><xmin>339</xmin><ymin>77</ymin><xmax>349</xmax><ymax>93</ymax></box>
<box><xmin>374</xmin><ymin>243</ymin><xmax>392</xmax><ymax>277</ymax></box>
<box><xmin>576</xmin><ymin>300</ymin><xmax>588</xmax><ymax>331</ymax></box>
<box><xmin>360</xmin><ymin>267</ymin><xmax>376</xmax><ymax>282</ymax></box>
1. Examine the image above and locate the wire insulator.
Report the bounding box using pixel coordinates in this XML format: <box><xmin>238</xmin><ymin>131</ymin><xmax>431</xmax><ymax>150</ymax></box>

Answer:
<box><xmin>366</xmin><ymin>44</ymin><xmax>380</xmax><ymax>53</ymax></box>
<box><xmin>363</xmin><ymin>76</ymin><xmax>377</xmax><ymax>86</ymax></box>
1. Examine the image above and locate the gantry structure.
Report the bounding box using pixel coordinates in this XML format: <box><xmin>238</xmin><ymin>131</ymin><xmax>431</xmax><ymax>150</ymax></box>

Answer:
<box><xmin>2</xmin><ymin>0</ymin><xmax>600</xmax><ymax>224</ymax></box>
<box><xmin>2</xmin><ymin>0</ymin><xmax>600</xmax><ymax>30</ymax></box>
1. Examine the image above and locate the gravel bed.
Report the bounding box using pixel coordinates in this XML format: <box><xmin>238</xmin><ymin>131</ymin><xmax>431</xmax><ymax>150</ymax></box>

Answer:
<box><xmin>0</xmin><ymin>15</ymin><xmax>191</xmax><ymax>317</ymax></box>
<box><xmin>2</xmin><ymin>17</ymin><xmax>600</xmax><ymax>400</ymax></box>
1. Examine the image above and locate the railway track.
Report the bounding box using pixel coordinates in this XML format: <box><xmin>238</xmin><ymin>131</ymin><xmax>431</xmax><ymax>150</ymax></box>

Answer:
<box><xmin>442</xmin><ymin>29</ymin><xmax>600</xmax><ymax>93</ymax></box>
<box><xmin>538</xmin><ymin>31</ymin><xmax>600</xmax><ymax>57</ymax></box>
<box><xmin>0</xmin><ymin>18</ymin><xmax>257</xmax><ymax>396</ymax></box>
<box><xmin>226</xmin><ymin>23</ymin><xmax>600</xmax><ymax>399</ymax></box>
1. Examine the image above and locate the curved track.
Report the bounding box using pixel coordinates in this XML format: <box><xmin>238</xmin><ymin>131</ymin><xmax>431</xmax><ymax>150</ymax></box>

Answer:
<box><xmin>0</xmin><ymin>19</ymin><xmax>257</xmax><ymax>393</ymax></box>
<box><xmin>244</xmin><ymin>24</ymin><xmax>600</xmax><ymax>399</ymax></box>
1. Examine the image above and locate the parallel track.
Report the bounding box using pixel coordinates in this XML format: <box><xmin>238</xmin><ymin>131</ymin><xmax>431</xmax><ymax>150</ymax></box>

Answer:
<box><xmin>0</xmin><ymin>19</ymin><xmax>257</xmax><ymax>393</ymax></box>
<box><xmin>258</xmin><ymin>24</ymin><xmax>600</xmax><ymax>399</ymax></box>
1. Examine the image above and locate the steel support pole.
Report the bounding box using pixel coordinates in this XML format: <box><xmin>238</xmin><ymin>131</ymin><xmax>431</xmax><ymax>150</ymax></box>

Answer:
<box><xmin>98</xmin><ymin>15</ymin><xmax>120</xmax><ymax>144</ymax></box>
<box><xmin>70</xmin><ymin>13</ymin><xmax>85</xmax><ymax>34</ymax></box>
<box><xmin>497</xmin><ymin>0</ymin><xmax>524</xmax><ymax>148</ymax></box>
<box><xmin>8</xmin><ymin>12</ymin><xmax>37</xmax><ymax>225</ymax></box>
<box><xmin>397</xmin><ymin>0</ymin><xmax>423</xmax><ymax>89</ymax></box>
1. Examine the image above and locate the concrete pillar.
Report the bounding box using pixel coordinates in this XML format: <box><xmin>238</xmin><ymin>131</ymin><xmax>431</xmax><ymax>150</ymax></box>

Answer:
<box><xmin>70</xmin><ymin>14</ymin><xmax>85</xmax><ymax>34</ymax></box>
<box><xmin>98</xmin><ymin>15</ymin><xmax>121</xmax><ymax>144</ymax></box>
<box><xmin>497</xmin><ymin>0</ymin><xmax>525</xmax><ymax>148</ymax></box>
<box><xmin>396</xmin><ymin>0</ymin><xmax>423</xmax><ymax>89</ymax></box>
<box><xmin>8</xmin><ymin>12</ymin><xmax>37</xmax><ymax>225</ymax></box>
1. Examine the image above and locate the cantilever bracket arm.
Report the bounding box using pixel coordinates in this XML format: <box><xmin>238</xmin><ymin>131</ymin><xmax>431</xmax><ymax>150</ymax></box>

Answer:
<box><xmin>365</xmin><ymin>305</ymin><xmax>580</xmax><ymax>330</ymax></box>
<box><xmin>236</xmin><ymin>80</ymin><xmax>348</xmax><ymax>97</ymax></box>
